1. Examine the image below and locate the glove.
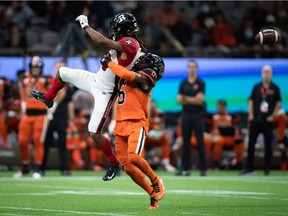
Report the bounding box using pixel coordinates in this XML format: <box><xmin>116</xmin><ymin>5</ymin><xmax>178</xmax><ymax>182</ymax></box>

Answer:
<box><xmin>100</xmin><ymin>55</ymin><xmax>112</xmax><ymax>68</ymax></box>
<box><xmin>75</xmin><ymin>15</ymin><xmax>89</xmax><ymax>29</ymax></box>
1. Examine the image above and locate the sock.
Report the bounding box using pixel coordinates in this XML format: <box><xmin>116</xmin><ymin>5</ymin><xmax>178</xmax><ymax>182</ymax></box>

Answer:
<box><xmin>124</xmin><ymin>163</ymin><xmax>153</xmax><ymax>195</ymax></box>
<box><xmin>99</xmin><ymin>138</ymin><xmax>118</xmax><ymax>165</ymax></box>
<box><xmin>45</xmin><ymin>78</ymin><xmax>65</xmax><ymax>101</ymax></box>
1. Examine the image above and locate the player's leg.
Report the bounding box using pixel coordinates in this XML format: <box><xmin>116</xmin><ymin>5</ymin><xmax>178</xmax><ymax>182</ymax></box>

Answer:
<box><xmin>88</xmin><ymin>87</ymin><xmax>119</xmax><ymax>181</ymax></box>
<box><xmin>127</xmin><ymin>125</ymin><xmax>165</xmax><ymax>201</ymax></box>
<box><xmin>212</xmin><ymin>135</ymin><xmax>225</xmax><ymax>167</ymax></box>
<box><xmin>32</xmin><ymin>115</ymin><xmax>48</xmax><ymax>178</ymax></box>
<box><xmin>16</xmin><ymin>116</ymin><xmax>33</xmax><ymax>177</ymax></box>
<box><xmin>263</xmin><ymin>122</ymin><xmax>274</xmax><ymax>175</ymax></box>
<box><xmin>193</xmin><ymin>115</ymin><xmax>207</xmax><ymax>174</ymax></box>
<box><xmin>115</xmin><ymin>135</ymin><xmax>157</xmax><ymax>209</ymax></box>
<box><xmin>242</xmin><ymin>120</ymin><xmax>261</xmax><ymax>174</ymax></box>
<box><xmin>233</xmin><ymin>135</ymin><xmax>245</xmax><ymax>168</ymax></box>
<box><xmin>31</xmin><ymin>67</ymin><xmax>96</xmax><ymax>107</ymax></box>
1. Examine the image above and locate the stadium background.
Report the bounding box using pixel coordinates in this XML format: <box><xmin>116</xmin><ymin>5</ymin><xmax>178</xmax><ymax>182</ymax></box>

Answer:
<box><xmin>0</xmin><ymin>0</ymin><xmax>288</xmax><ymax>164</ymax></box>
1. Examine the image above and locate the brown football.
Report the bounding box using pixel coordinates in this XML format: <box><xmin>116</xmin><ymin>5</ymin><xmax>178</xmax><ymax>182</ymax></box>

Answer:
<box><xmin>255</xmin><ymin>29</ymin><xmax>280</xmax><ymax>45</ymax></box>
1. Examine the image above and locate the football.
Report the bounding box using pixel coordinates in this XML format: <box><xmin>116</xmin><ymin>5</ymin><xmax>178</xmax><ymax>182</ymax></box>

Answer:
<box><xmin>255</xmin><ymin>29</ymin><xmax>280</xmax><ymax>45</ymax></box>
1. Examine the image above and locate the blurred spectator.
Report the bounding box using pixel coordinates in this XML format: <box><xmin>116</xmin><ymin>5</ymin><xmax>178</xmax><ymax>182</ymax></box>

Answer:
<box><xmin>210</xmin><ymin>11</ymin><xmax>236</xmax><ymax>47</ymax></box>
<box><xmin>81</xmin><ymin>1</ymin><xmax>114</xmax><ymax>30</ymax></box>
<box><xmin>144</xmin><ymin>100</ymin><xmax>176</xmax><ymax>172</ymax></box>
<box><xmin>248</xmin><ymin>1</ymin><xmax>268</xmax><ymax>31</ymax></box>
<box><xmin>5</xmin><ymin>1</ymin><xmax>33</xmax><ymax>30</ymax></box>
<box><xmin>47</xmin><ymin>1</ymin><xmax>68</xmax><ymax>32</ymax></box>
<box><xmin>171</xmin><ymin>10</ymin><xmax>193</xmax><ymax>46</ymax></box>
<box><xmin>154</xmin><ymin>1</ymin><xmax>179</xmax><ymax>28</ymax></box>
<box><xmin>0</xmin><ymin>11</ymin><xmax>12</xmax><ymax>47</ymax></box>
<box><xmin>192</xmin><ymin>1</ymin><xmax>215</xmax><ymax>46</ymax></box>
<box><xmin>140</xmin><ymin>13</ymin><xmax>162</xmax><ymax>49</ymax></box>
<box><xmin>237</xmin><ymin>19</ymin><xmax>258</xmax><ymax>58</ymax></box>
<box><xmin>112</xmin><ymin>1</ymin><xmax>137</xmax><ymax>13</ymax></box>
<box><xmin>275</xmin><ymin>1</ymin><xmax>288</xmax><ymax>34</ymax></box>
<box><xmin>211</xmin><ymin>100</ymin><xmax>244</xmax><ymax>169</ymax></box>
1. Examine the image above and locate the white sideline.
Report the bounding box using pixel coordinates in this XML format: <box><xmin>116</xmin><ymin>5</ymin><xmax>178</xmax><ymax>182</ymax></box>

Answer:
<box><xmin>0</xmin><ymin>206</ymin><xmax>135</xmax><ymax>216</ymax></box>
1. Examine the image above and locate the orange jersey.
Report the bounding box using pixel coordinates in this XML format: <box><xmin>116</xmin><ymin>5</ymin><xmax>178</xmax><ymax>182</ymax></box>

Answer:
<box><xmin>116</xmin><ymin>80</ymin><xmax>152</xmax><ymax>124</ymax></box>
<box><xmin>22</xmin><ymin>76</ymin><xmax>51</xmax><ymax>111</ymax></box>
<box><xmin>212</xmin><ymin>113</ymin><xmax>233</xmax><ymax>132</ymax></box>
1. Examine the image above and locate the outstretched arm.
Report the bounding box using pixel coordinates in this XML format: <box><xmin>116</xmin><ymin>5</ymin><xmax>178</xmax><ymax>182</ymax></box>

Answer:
<box><xmin>76</xmin><ymin>15</ymin><xmax>124</xmax><ymax>52</ymax></box>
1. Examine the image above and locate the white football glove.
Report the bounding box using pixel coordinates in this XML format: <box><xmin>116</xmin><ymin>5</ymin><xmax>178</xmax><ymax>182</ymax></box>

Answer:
<box><xmin>75</xmin><ymin>15</ymin><xmax>89</xmax><ymax>29</ymax></box>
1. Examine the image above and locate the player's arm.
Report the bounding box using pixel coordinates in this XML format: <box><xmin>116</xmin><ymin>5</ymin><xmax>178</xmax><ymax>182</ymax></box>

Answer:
<box><xmin>101</xmin><ymin>57</ymin><xmax>152</xmax><ymax>91</ymax></box>
<box><xmin>181</xmin><ymin>93</ymin><xmax>205</xmax><ymax>105</ymax></box>
<box><xmin>76</xmin><ymin>15</ymin><xmax>124</xmax><ymax>52</ymax></box>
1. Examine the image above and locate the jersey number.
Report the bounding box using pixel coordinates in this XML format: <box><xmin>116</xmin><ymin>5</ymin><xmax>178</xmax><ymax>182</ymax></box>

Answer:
<box><xmin>118</xmin><ymin>90</ymin><xmax>126</xmax><ymax>105</ymax></box>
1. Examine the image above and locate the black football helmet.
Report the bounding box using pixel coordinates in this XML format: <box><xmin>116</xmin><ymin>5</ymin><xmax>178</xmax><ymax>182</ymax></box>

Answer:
<box><xmin>132</xmin><ymin>53</ymin><xmax>165</xmax><ymax>81</ymax></box>
<box><xmin>108</xmin><ymin>12</ymin><xmax>139</xmax><ymax>40</ymax></box>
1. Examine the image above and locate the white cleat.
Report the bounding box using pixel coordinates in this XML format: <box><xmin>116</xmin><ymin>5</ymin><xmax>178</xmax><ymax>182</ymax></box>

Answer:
<box><xmin>32</xmin><ymin>172</ymin><xmax>42</xmax><ymax>179</ymax></box>
<box><xmin>14</xmin><ymin>171</ymin><xmax>23</xmax><ymax>179</ymax></box>
<box><xmin>164</xmin><ymin>164</ymin><xmax>176</xmax><ymax>172</ymax></box>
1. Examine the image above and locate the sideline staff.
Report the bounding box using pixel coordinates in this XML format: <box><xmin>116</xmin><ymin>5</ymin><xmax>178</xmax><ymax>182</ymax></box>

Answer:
<box><xmin>242</xmin><ymin>65</ymin><xmax>281</xmax><ymax>175</ymax></box>
<box><xmin>177</xmin><ymin>59</ymin><xmax>207</xmax><ymax>176</ymax></box>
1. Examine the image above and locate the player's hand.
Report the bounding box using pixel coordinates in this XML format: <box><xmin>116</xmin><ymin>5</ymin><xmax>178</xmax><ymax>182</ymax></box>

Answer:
<box><xmin>75</xmin><ymin>15</ymin><xmax>89</xmax><ymax>29</ymax></box>
<box><xmin>100</xmin><ymin>55</ymin><xmax>112</xmax><ymax>67</ymax></box>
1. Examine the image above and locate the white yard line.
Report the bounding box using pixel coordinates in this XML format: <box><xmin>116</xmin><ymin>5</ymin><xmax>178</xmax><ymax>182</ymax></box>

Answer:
<box><xmin>267</xmin><ymin>212</ymin><xmax>288</xmax><ymax>216</ymax></box>
<box><xmin>181</xmin><ymin>212</ymin><xmax>216</xmax><ymax>216</ymax></box>
<box><xmin>0</xmin><ymin>206</ymin><xmax>136</xmax><ymax>216</ymax></box>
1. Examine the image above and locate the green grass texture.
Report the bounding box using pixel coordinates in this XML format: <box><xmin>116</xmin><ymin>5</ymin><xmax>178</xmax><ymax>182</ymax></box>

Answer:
<box><xmin>0</xmin><ymin>170</ymin><xmax>287</xmax><ymax>216</ymax></box>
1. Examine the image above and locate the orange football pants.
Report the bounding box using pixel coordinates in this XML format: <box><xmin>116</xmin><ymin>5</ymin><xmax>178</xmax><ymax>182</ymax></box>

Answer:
<box><xmin>18</xmin><ymin>115</ymin><xmax>47</xmax><ymax>164</ymax></box>
<box><xmin>212</xmin><ymin>135</ymin><xmax>244</xmax><ymax>162</ymax></box>
<box><xmin>115</xmin><ymin>120</ymin><xmax>155</xmax><ymax>195</ymax></box>
<box><xmin>144</xmin><ymin>134</ymin><xmax>170</xmax><ymax>159</ymax></box>
<box><xmin>274</xmin><ymin>113</ymin><xmax>287</xmax><ymax>141</ymax></box>
<box><xmin>0</xmin><ymin>112</ymin><xmax>8</xmax><ymax>148</ymax></box>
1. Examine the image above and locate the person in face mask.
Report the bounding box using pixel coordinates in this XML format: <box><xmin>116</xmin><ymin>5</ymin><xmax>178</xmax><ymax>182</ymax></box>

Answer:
<box><xmin>237</xmin><ymin>19</ymin><xmax>257</xmax><ymax>57</ymax></box>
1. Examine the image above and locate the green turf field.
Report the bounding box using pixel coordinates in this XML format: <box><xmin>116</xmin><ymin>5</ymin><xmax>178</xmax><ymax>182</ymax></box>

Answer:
<box><xmin>0</xmin><ymin>170</ymin><xmax>287</xmax><ymax>216</ymax></box>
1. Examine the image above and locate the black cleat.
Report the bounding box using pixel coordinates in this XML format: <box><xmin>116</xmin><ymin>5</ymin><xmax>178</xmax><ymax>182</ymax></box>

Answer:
<box><xmin>30</xmin><ymin>89</ymin><xmax>54</xmax><ymax>108</ymax></box>
<box><xmin>102</xmin><ymin>162</ymin><xmax>121</xmax><ymax>181</ymax></box>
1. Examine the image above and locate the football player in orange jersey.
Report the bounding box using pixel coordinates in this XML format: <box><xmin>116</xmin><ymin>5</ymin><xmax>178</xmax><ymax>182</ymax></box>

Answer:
<box><xmin>211</xmin><ymin>100</ymin><xmax>244</xmax><ymax>169</ymax></box>
<box><xmin>101</xmin><ymin>53</ymin><xmax>165</xmax><ymax>210</ymax></box>
<box><xmin>31</xmin><ymin>13</ymin><xmax>146</xmax><ymax>181</ymax></box>
<box><xmin>14</xmin><ymin>56</ymin><xmax>52</xmax><ymax>179</ymax></box>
